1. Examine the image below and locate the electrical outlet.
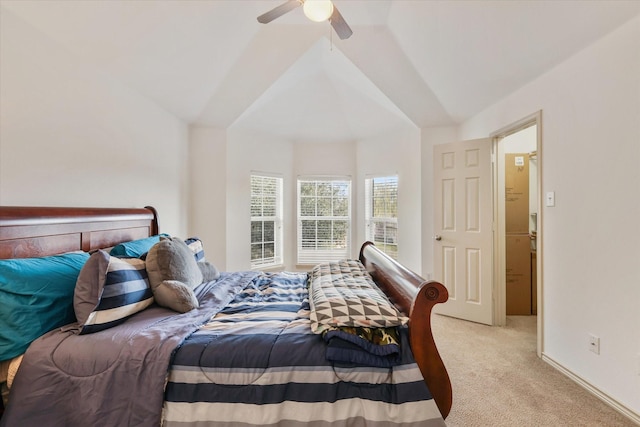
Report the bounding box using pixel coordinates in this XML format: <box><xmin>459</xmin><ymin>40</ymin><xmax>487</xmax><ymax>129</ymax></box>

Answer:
<box><xmin>588</xmin><ymin>334</ymin><xmax>600</xmax><ymax>355</ymax></box>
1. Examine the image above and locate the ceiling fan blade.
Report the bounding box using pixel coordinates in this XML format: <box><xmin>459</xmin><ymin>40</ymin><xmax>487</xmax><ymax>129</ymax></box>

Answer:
<box><xmin>330</xmin><ymin>5</ymin><xmax>353</xmax><ymax>39</ymax></box>
<box><xmin>257</xmin><ymin>0</ymin><xmax>302</xmax><ymax>24</ymax></box>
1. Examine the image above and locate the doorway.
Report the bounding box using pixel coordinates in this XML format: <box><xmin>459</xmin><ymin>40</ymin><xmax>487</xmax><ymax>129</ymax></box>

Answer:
<box><xmin>492</xmin><ymin>112</ymin><xmax>542</xmax><ymax>356</ymax></box>
<box><xmin>431</xmin><ymin>112</ymin><xmax>543</xmax><ymax>355</ymax></box>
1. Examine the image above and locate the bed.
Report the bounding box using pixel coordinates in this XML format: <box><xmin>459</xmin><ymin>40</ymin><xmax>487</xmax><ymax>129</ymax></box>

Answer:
<box><xmin>0</xmin><ymin>206</ymin><xmax>452</xmax><ymax>426</ymax></box>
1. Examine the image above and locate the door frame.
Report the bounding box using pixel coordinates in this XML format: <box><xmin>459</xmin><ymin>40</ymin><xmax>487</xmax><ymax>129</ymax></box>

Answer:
<box><xmin>490</xmin><ymin>110</ymin><xmax>543</xmax><ymax>357</ymax></box>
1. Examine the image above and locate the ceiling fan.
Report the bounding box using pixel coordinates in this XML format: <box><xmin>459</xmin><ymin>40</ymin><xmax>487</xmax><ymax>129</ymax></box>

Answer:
<box><xmin>257</xmin><ymin>0</ymin><xmax>353</xmax><ymax>40</ymax></box>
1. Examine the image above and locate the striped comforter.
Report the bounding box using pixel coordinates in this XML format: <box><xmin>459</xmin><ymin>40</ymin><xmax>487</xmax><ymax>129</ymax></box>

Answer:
<box><xmin>162</xmin><ymin>271</ymin><xmax>446</xmax><ymax>426</ymax></box>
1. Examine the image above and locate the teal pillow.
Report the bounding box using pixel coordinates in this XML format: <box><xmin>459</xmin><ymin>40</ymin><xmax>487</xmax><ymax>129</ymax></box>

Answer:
<box><xmin>109</xmin><ymin>234</ymin><xmax>168</xmax><ymax>258</ymax></box>
<box><xmin>0</xmin><ymin>251</ymin><xmax>90</xmax><ymax>361</ymax></box>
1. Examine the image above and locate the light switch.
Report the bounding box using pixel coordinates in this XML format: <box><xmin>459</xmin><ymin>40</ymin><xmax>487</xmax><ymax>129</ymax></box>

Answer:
<box><xmin>546</xmin><ymin>191</ymin><xmax>555</xmax><ymax>207</ymax></box>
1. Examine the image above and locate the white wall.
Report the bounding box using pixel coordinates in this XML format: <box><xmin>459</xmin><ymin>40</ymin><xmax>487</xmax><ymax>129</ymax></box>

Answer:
<box><xmin>194</xmin><ymin>128</ymin><xmax>423</xmax><ymax>273</ymax></box>
<box><xmin>189</xmin><ymin>127</ymin><xmax>228</xmax><ymax>268</ymax></box>
<box><xmin>0</xmin><ymin>7</ymin><xmax>189</xmax><ymax>236</ymax></box>
<box><xmin>191</xmin><ymin>133</ymin><xmax>360</xmax><ymax>272</ymax></box>
<box><xmin>293</xmin><ymin>140</ymin><xmax>358</xmax><ymax>267</ymax></box>
<box><xmin>357</xmin><ymin>127</ymin><xmax>423</xmax><ymax>273</ymax></box>
<box><xmin>5</xmin><ymin>8</ymin><xmax>638</xmax><ymax>417</ymax></box>
<box><xmin>458</xmin><ymin>16</ymin><xmax>640</xmax><ymax>416</ymax></box>
<box><xmin>226</xmin><ymin>128</ymin><xmax>295</xmax><ymax>271</ymax></box>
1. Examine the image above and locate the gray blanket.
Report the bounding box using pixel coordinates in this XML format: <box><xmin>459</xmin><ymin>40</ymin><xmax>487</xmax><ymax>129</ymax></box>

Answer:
<box><xmin>0</xmin><ymin>271</ymin><xmax>258</xmax><ymax>427</ymax></box>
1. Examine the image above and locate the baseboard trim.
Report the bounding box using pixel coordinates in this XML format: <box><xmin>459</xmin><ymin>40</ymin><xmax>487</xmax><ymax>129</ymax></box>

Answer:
<box><xmin>542</xmin><ymin>354</ymin><xmax>640</xmax><ymax>425</ymax></box>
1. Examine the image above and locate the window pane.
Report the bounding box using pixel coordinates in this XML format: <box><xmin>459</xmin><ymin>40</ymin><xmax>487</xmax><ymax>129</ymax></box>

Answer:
<box><xmin>263</xmin><ymin>196</ymin><xmax>276</xmax><ymax>216</ymax></box>
<box><xmin>384</xmin><ymin>244</ymin><xmax>398</xmax><ymax>259</ymax></box>
<box><xmin>251</xmin><ymin>221</ymin><xmax>263</xmax><ymax>243</ymax></box>
<box><xmin>263</xmin><ymin>180</ymin><xmax>276</xmax><ymax>195</ymax></box>
<box><xmin>251</xmin><ymin>243</ymin><xmax>263</xmax><ymax>261</ymax></box>
<box><xmin>333</xmin><ymin>197</ymin><xmax>348</xmax><ymax>216</ymax></box>
<box><xmin>264</xmin><ymin>243</ymin><xmax>275</xmax><ymax>259</ymax></box>
<box><xmin>317</xmin><ymin>220</ymin><xmax>332</xmax><ymax>248</ymax></box>
<box><xmin>298</xmin><ymin>178</ymin><xmax>351</xmax><ymax>264</ymax></box>
<box><xmin>366</xmin><ymin>176</ymin><xmax>398</xmax><ymax>260</ymax></box>
<box><xmin>301</xmin><ymin>220</ymin><xmax>316</xmax><ymax>248</ymax></box>
<box><xmin>251</xmin><ymin>176</ymin><xmax>262</xmax><ymax>194</ymax></box>
<box><xmin>334</xmin><ymin>182</ymin><xmax>349</xmax><ymax>197</ymax></box>
<box><xmin>333</xmin><ymin>221</ymin><xmax>347</xmax><ymax>246</ymax></box>
<box><xmin>251</xmin><ymin>174</ymin><xmax>283</xmax><ymax>268</ymax></box>
<box><xmin>384</xmin><ymin>220</ymin><xmax>397</xmax><ymax>243</ymax></box>
<box><xmin>372</xmin><ymin>177</ymin><xmax>398</xmax><ymax>218</ymax></box>
<box><xmin>251</xmin><ymin>196</ymin><xmax>262</xmax><ymax>216</ymax></box>
<box><xmin>263</xmin><ymin>221</ymin><xmax>274</xmax><ymax>241</ymax></box>
<box><xmin>317</xmin><ymin>182</ymin><xmax>332</xmax><ymax>196</ymax></box>
<box><xmin>300</xmin><ymin>182</ymin><xmax>316</xmax><ymax>196</ymax></box>
<box><xmin>300</xmin><ymin>197</ymin><xmax>316</xmax><ymax>216</ymax></box>
<box><xmin>386</xmin><ymin>220</ymin><xmax>397</xmax><ymax>239</ymax></box>
<box><xmin>317</xmin><ymin>198</ymin><xmax>332</xmax><ymax>216</ymax></box>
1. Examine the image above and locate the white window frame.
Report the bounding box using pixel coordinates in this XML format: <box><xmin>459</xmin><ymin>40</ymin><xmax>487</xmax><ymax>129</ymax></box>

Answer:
<box><xmin>297</xmin><ymin>177</ymin><xmax>351</xmax><ymax>265</ymax></box>
<box><xmin>365</xmin><ymin>175</ymin><xmax>398</xmax><ymax>259</ymax></box>
<box><xmin>250</xmin><ymin>173</ymin><xmax>283</xmax><ymax>269</ymax></box>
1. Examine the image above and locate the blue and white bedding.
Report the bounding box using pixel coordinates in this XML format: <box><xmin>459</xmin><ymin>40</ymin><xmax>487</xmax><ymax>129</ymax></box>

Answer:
<box><xmin>162</xmin><ymin>271</ymin><xmax>445</xmax><ymax>426</ymax></box>
<box><xmin>0</xmin><ymin>272</ymin><xmax>256</xmax><ymax>427</ymax></box>
<box><xmin>1</xmin><ymin>270</ymin><xmax>445</xmax><ymax>427</ymax></box>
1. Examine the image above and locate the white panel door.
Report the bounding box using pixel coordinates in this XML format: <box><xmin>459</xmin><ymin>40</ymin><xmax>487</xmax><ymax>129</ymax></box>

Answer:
<box><xmin>433</xmin><ymin>139</ymin><xmax>493</xmax><ymax>325</ymax></box>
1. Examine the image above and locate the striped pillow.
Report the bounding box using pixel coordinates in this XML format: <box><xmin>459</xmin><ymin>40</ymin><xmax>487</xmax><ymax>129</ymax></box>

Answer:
<box><xmin>184</xmin><ymin>237</ymin><xmax>205</xmax><ymax>262</ymax></box>
<box><xmin>74</xmin><ymin>250</ymin><xmax>154</xmax><ymax>334</ymax></box>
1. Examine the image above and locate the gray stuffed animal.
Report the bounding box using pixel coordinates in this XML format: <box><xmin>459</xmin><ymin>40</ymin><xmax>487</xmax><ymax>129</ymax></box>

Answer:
<box><xmin>145</xmin><ymin>237</ymin><xmax>220</xmax><ymax>313</ymax></box>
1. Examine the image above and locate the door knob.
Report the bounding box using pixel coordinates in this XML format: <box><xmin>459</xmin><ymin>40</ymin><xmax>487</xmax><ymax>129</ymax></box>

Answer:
<box><xmin>434</xmin><ymin>235</ymin><xmax>442</xmax><ymax>241</ymax></box>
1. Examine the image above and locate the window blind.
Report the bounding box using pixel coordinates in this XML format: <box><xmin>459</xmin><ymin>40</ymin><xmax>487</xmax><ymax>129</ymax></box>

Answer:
<box><xmin>365</xmin><ymin>175</ymin><xmax>398</xmax><ymax>259</ymax></box>
<box><xmin>251</xmin><ymin>174</ymin><xmax>283</xmax><ymax>268</ymax></box>
<box><xmin>297</xmin><ymin>178</ymin><xmax>351</xmax><ymax>264</ymax></box>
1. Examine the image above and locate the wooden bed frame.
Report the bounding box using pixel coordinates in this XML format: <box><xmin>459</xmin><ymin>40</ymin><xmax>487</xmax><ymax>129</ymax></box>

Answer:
<box><xmin>0</xmin><ymin>206</ymin><xmax>452</xmax><ymax>419</ymax></box>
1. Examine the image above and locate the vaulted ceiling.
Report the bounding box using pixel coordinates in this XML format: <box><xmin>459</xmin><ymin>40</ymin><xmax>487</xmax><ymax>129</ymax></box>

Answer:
<box><xmin>2</xmin><ymin>0</ymin><xmax>638</xmax><ymax>143</ymax></box>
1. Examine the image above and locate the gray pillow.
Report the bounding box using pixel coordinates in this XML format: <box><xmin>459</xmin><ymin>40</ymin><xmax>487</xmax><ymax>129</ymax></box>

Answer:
<box><xmin>74</xmin><ymin>250</ymin><xmax>154</xmax><ymax>334</ymax></box>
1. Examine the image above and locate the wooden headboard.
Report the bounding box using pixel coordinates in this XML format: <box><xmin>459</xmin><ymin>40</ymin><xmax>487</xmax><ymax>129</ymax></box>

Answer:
<box><xmin>0</xmin><ymin>206</ymin><xmax>159</xmax><ymax>259</ymax></box>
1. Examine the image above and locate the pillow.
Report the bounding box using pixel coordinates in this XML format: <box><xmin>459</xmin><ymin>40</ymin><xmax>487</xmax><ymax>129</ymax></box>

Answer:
<box><xmin>308</xmin><ymin>259</ymin><xmax>408</xmax><ymax>334</ymax></box>
<box><xmin>0</xmin><ymin>251</ymin><xmax>90</xmax><ymax>361</ymax></box>
<box><xmin>184</xmin><ymin>237</ymin><xmax>220</xmax><ymax>281</ymax></box>
<box><xmin>74</xmin><ymin>250</ymin><xmax>154</xmax><ymax>334</ymax></box>
<box><xmin>109</xmin><ymin>234</ymin><xmax>168</xmax><ymax>258</ymax></box>
<box><xmin>184</xmin><ymin>237</ymin><xmax>206</xmax><ymax>262</ymax></box>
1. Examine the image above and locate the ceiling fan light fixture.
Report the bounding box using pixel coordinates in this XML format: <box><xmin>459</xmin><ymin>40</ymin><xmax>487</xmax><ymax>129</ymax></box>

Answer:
<box><xmin>303</xmin><ymin>0</ymin><xmax>334</xmax><ymax>22</ymax></box>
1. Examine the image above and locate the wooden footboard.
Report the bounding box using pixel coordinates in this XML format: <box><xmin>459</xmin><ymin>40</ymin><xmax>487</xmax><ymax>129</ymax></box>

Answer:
<box><xmin>359</xmin><ymin>241</ymin><xmax>452</xmax><ymax>418</ymax></box>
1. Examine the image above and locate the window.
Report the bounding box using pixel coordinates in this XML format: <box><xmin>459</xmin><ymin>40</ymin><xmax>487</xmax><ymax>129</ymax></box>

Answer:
<box><xmin>251</xmin><ymin>174</ymin><xmax>283</xmax><ymax>268</ymax></box>
<box><xmin>365</xmin><ymin>175</ymin><xmax>398</xmax><ymax>259</ymax></box>
<box><xmin>297</xmin><ymin>178</ymin><xmax>351</xmax><ymax>264</ymax></box>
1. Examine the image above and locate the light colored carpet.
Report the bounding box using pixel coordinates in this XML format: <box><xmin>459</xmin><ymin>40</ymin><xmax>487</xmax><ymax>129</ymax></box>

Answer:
<box><xmin>431</xmin><ymin>314</ymin><xmax>637</xmax><ymax>426</ymax></box>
